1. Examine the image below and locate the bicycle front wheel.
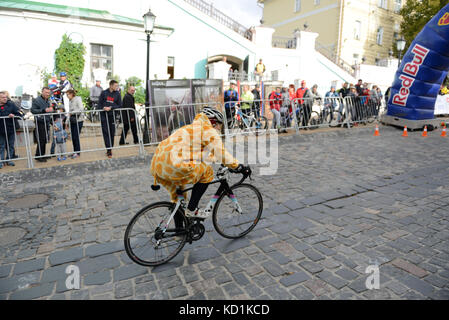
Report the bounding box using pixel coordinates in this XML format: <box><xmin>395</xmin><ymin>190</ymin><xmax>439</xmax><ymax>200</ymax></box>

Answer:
<box><xmin>212</xmin><ymin>184</ymin><xmax>263</xmax><ymax>239</ymax></box>
<box><xmin>124</xmin><ymin>201</ymin><xmax>187</xmax><ymax>267</ymax></box>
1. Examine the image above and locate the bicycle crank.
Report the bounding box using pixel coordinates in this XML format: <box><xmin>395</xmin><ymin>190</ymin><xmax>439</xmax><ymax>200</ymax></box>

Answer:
<box><xmin>189</xmin><ymin>220</ymin><xmax>205</xmax><ymax>241</ymax></box>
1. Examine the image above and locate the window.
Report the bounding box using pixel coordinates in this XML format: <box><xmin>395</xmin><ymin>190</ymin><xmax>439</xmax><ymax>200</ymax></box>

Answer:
<box><xmin>91</xmin><ymin>44</ymin><xmax>113</xmax><ymax>80</ymax></box>
<box><xmin>378</xmin><ymin>0</ymin><xmax>388</xmax><ymax>9</ymax></box>
<box><xmin>393</xmin><ymin>22</ymin><xmax>400</xmax><ymax>39</ymax></box>
<box><xmin>294</xmin><ymin>0</ymin><xmax>301</xmax><ymax>12</ymax></box>
<box><xmin>394</xmin><ymin>0</ymin><xmax>402</xmax><ymax>13</ymax></box>
<box><xmin>167</xmin><ymin>56</ymin><xmax>175</xmax><ymax>79</ymax></box>
<box><xmin>314</xmin><ymin>0</ymin><xmax>320</xmax><ymax>5</ymax></box>
<box><xmin>354</xmin><ymin>21</ymin><xmax>361</xmax><ymax>40</ymax></box>
<box><xmin>377</xmin><ymin>27</ymin><xmax>384</xmax><ymax>45</ymax></box>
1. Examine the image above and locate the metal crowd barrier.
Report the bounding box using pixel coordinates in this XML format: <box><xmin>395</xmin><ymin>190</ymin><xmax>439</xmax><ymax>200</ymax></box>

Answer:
<box><xmin>221</xmin><ymin>99</ymin><xmax>273</xmax><ymax>137</ymax></box>
<box><xmin>290</xmin><ymin>97</ymin><xmax>350</xmax><ymax>130</ymax></box>
<box><xmin>143</xmin><ymin>102</ymin><xmax>223</xmax><ymax>145</ymax></box>
<box><xmin>343</xmin><ymin>96</ymin><xmax>383</xmax><ymax>125</ymax></box>
<box><xmin>23</xmin><ymin>108</ymin><xmax>143</xmax><ymax>168</ymax></box>
<box><xmin>5</xmin><ymin>96</ymin><xmax>387</xmax><ymax>169</ymax></box>
<box><xmin>0</xmin><ymin>115</ymin><xmax>33</xmax><ymax>168</ymax></box>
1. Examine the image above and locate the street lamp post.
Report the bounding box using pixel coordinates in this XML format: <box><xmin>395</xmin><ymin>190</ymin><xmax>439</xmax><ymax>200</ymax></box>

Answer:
<box><xmin>143</xmin><ymin>9</ymin><xmax>156</xmax><ymax>144</ymax></box>
<box><xmin>396</xmin><ymin>36</ymin><xmax>406</xmax><ymax>68</ymax></box>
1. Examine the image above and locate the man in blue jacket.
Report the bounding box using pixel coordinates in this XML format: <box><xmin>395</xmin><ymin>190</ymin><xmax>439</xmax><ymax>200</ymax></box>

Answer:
<box><xmin>98</xmin><ymin>80</ymin><xmax>122</xmax><ymax>158</ymax></box>
<box><xmin>224</xmin><ymin>80</ymin><xmax>239</xmax><ymax>125</ymax></box>
<box><xmin>0</xmin><ymin>92</ymin><xmax>22</xmax><ymax>168</ymax></box>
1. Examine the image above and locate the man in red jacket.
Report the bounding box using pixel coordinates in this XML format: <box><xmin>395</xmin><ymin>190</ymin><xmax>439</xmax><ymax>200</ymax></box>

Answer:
<box><xmin>296</xmin><ymin>80</ymin><xmax>312</xmax><ymax>128</ymax></box>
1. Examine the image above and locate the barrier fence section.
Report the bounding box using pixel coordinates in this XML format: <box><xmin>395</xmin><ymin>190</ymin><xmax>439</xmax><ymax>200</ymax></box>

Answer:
<box><xmin>222</xmin><ymin>99</ymin><xmax>270</xmax><ymax>137</ymax></box>
<box><xmin>143</xmin><ymin>102</ymin><xmax>223</xmax><ymax>146</ymax></box>
<box><xmin>6</xmin><ymin>98</ymin><xmax>386</xmax><ymax>169</ymax></box>
<box><xmin>14</xmin><ymin>108</ymin><xmax>143</xmax><ymax>169</ymax></box>
<box><xmin>0</xmin><ymin>115</ymin><xmax>32</xmax><ymax>168</ymax></box>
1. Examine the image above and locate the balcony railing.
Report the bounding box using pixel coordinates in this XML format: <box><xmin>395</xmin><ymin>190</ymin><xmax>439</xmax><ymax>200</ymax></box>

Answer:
<box><xmin>183</xmin><ymin>0</ymin><xmax>253</xmax><ymax>40</ymax></box>
<box><xmin>316</xmin><ymin>42</ymin><xmax>356</xmax><ymax>77</ymax></box>
<box><xmin>272</xmin><ymin>36</ymin><xmax>296</xmax><ymax>49</ymax></box>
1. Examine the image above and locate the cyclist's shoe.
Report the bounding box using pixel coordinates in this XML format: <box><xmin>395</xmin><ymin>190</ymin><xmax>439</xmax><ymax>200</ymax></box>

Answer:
<box><xmin>185</xmin><ymin>208</ymin><xmax>211</xmax><ymax>219</ymax></box>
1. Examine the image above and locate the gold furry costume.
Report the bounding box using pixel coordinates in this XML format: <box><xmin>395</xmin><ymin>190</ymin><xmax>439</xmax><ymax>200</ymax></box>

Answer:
<box><xmin>151</xmin><ymin>113</ymin><xmax>239</xmax><ymax>202</ymax></box>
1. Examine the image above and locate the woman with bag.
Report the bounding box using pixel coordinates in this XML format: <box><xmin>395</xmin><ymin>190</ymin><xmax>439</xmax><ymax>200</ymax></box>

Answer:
<box><xmin>66</xmin><ymin>89</ymin><xmax>85</xmax><ymax>159</ymax></box>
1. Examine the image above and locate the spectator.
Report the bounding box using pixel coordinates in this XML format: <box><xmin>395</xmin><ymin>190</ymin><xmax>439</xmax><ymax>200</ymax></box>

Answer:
<box><xmin>119</xmin><ymin>86</ymin><xmax>139</xmax><ymax>146</ymax></box>
<box><xmin>288</xmin><ymin>85</ymin><xmax>296</xmax><ymax>100</ymax></box>
<box><xmin>224</xmin><ymin>80</ymin><xmax>239</xmax><ymax>125</ymax></box>
<box><xmin>255</xmin><ymin>59</ymin><xmax>266</xmax><ymax>82</ymax></box>
<box><xmin>90</xmin><ymin>80</ymin><xmax>103</xmax><ymax>109</ymax></box>
<box><xmin>269</xmin><ymin>87</ymin><xmax>282</xmax><ymax>132</ymax></box>
<box><xmin>48</xmin><ymin>73</ymin><xmax>58</xmax><ymax>88</ymax></box>
<box><xmin>296</xmin><ymin>80</ymin><xmax>312</xmax><ymax>127</ymax></box>
<box><xmin>168</xmin><ymin>103</ymin><xmax>184</xmax><ymax>134</ymax></box>
<box><xmin>98</xmin><ymin>80</ymin><xmax>122</xmax><ymax>158</ymax></box>
<box><xmin>31</xmin><ymin>87</ymin><xmax>53</xmax><ymax>162</ymax></box>
<box><xmin>67</xmin><ymin>89</ymin><xmax>85</xmax><ymax>159</ymax></box>
<box><xmin>439</xmin><ymin>84</ymin><xmax>449</xmax><ymax>95</ymax></box>
<box><xmin>251</xmin><ymin>84</ymin><xmax>261</xmax><ymax>118</ymax></box>
<box><xmin>338</xmin><ymin>82</ymin><xmax>349</xmax><ymax>98</ymax></box>
<box><xmin>355</xmin><ymin>79</ymin><xmax>363</xmax><ymax>96</ymax></box>
<box><xmin>0</xmin><ymin>91</ymin><xmax>21</xmax><ymax>168</ymax></box>
<box><xmin>310</xmin><ymin>84</ymin><xmax>322</xmax><ymax>104</ymax></box>
<box><xmin>240</xmin><ymin>85</ymin><xmax>254</xmax><ymax>116</ymax></box>
<box><xmin>57</xmin><ymin>72</ymin><xmax>72</xmax><ymax>111</ymax></box>
<box><xmin>324</xmin><ymin>86</ymin><xmax>339</xmax><ymax>123</ymax></box>
<box><xmin>53</xmin><ymin>115</ymin><xmax>68</xmax><ymax>161</ymax></box>
<box><xmin>4</xmin><ymin>91</ymin><xmax>22</xmax><ymax>159</ymax></box>
<box><xmin>280</xmin><ymin>87</ymin><xmax>291</xmax><ymax>131</ymax></box>
<box><xmin>347</xmin><ymin>85</ymin><xmax>359</xmax><ymax>125</ymax></box>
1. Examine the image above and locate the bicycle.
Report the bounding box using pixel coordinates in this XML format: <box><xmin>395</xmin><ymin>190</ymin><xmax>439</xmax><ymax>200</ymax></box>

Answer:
<box><xmin>228</xmin><ymin>106</ymin><xmax>268</xmax><ymax>136</ymax></box>
<box><xmin>124</xmin><ymin>165</ymin><xmax>263</xmax><ymax>266</ymax></box>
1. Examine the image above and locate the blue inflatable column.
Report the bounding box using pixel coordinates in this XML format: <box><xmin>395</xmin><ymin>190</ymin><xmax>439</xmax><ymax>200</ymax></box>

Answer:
<box><xmin>386</xmin><ymin>4</ymin><xmax>449</xmax><ymax>124</ymax></box>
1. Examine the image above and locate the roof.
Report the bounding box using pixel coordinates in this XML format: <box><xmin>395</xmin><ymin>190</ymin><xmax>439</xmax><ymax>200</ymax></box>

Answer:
<box><xmin>0</xmin><ymin>0</ymin><xmax>172</xmax><ymax>31</ymax></box>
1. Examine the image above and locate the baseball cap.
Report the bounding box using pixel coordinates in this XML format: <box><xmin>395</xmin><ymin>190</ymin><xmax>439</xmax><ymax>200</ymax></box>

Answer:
<box><xmin>230</xmin><ymin>80</ymin><xmax>237</xmax><ymax>85</ymax></box>
<box><xmin>60</xmin><ymin>72</ymin><xmax>67</xmax><ymax>77</ymax></box>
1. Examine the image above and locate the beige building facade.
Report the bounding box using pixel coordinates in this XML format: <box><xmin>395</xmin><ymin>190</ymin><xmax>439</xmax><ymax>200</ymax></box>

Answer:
<box><xmin>259</xmin><ymin>0</ymin><xmax>404</xmax><ymax>68</ymax></box>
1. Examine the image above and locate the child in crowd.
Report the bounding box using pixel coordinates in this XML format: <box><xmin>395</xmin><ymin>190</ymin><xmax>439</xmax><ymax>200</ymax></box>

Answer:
<box><xmin>53</xmin><ymin>115</ymin><xmax>68</xmax><ymax>161</ymax></box>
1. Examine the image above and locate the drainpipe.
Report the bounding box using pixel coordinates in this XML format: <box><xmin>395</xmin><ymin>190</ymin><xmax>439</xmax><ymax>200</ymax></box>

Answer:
<box><xmin>337</xmin><ymin>0</ymin><xmax>345</xmax><ymax>64</ymax></box>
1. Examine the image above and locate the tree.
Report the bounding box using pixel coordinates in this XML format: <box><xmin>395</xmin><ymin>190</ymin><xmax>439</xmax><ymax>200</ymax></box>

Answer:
<box><xmin>396</xmin><ymin>0</ymin><xmax>447</xmax><ymax>55</ymax></box>
<box><xmin>54</xmin><ymin>34</ymin><xmax>86</xmax><ymax>90</ymax></box>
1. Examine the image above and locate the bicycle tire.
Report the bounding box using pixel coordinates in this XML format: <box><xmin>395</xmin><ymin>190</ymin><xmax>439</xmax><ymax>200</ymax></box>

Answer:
<box><xmin>124</xmin><ymin>201</ymin><xmax>187</xmax><ymax>267</ymax></box>
<box><xmin>212</xmin><ymin>183</ymin><xmax>263</xmax><ymax>239</ymax></box>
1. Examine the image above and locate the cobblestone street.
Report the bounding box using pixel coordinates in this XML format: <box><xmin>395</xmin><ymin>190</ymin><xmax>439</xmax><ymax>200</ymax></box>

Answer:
<box><xmin>1</xmin><ymin>126</ymin><xmax>449</xmax><ymax>300</ymax></box>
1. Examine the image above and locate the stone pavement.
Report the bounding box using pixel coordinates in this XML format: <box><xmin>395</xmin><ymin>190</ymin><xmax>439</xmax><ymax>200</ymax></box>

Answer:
<box><xmin>0</xmin><ymin>125</ymin><xmax>448</xmax><ymax>300</ymax></box>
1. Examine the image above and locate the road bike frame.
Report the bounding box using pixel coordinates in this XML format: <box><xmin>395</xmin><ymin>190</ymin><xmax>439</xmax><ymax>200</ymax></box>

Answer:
<box><xmin>155</xmin><ymin>166</ymin><xmax>246</xmax><ymax>244</ymax></box>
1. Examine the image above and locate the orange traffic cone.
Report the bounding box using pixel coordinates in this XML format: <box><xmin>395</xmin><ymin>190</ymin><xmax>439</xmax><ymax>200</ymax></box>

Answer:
<box><xmin>441</xmin><ymin>125</ymin><xmax>447</xmax><ymax>137</ymax></box>
<box><xmin>422</xmin><ymin>125</ymin><xmax>428</xmax><ymax>137</ymax></box>
<box><xmin>402</xmin><ymin>126</ymin><xmax>408</xmax><ymax>137</ymax></box>
<box><xmin>374</xmin><ymin>125</ymin><xmax>380</xmax><ymax>136</ymax></box>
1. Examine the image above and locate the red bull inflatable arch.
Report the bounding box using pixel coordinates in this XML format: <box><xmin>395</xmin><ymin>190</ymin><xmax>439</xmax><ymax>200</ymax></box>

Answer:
<box><xmin>382</xmin><ymin>4</ymin><xmax>449</xmax><ymax>129</ymax></box>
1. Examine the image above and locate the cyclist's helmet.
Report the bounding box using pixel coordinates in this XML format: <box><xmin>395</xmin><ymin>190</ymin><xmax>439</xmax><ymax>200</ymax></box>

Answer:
<box><xmin>202</xmin><ymin>107</ymin><xmax>224</xmax><ymax>125</ymax></box>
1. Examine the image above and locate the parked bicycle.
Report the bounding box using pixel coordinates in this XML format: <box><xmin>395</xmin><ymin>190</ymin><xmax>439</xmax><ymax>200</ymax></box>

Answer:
<box><xmin>124</xmin><ymin>165</ymin><xmax>263</xmax><ymax>266</ymax></box>
<box><xmin>227</xmin><ymin>106</ymin><xmax>268</xmax><ymax>136</ymax></box>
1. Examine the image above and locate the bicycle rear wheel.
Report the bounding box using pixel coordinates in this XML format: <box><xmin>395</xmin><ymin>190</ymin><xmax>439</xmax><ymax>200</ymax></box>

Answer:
<box><xmin>212</xmin><ymin>183</ymin><xmax>263</xmax><ymax>239</ymax></box>
<box><xmin>124</xmin><ymin>201</ymin><xmax>187</xmax><ymax>266</ymax></box>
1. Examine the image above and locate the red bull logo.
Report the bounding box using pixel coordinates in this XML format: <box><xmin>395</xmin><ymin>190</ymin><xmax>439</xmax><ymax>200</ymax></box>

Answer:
<box><xmin>392</xmin><ymin>44</ymin><xmax>429</xmax><ymax>107</ymax></box>
<box><xmin>392</xmin><ymin>75</ymin><xmax>415</xmax><ymax>106</ymax></box>
<box><xmin>438</xmin><ymin>12</ymin><xmax>449</xmax><ymax>26</ymax></box>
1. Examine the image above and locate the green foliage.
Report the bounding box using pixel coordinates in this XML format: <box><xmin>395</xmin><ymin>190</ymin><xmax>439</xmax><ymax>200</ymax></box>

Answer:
<box><xmin>40</xmin><ymin>68</ymin><xmax>52</xmax><ymax>88</ymax></box>
<box><xmin>397</xmin><ymin>0</ymin><xmax>447</xmax><ymax>55</ymax></box>
<box><xmin>124</xmin><ymin>76</ymin><xmax>146</xmax><ymax>105</ymax></box>
<box><xmin>54</xmin><ymin>34</ymin><xmax>86</xmax><ymax>90</ymax></box>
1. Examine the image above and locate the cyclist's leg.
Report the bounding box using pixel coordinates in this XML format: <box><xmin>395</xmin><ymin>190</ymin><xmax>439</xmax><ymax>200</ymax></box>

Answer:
<box><xmin>187</xmin><ymin>163</ymin><xmax>214</xmax><ymax>215</ymax></box>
